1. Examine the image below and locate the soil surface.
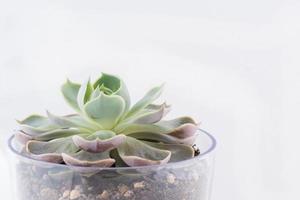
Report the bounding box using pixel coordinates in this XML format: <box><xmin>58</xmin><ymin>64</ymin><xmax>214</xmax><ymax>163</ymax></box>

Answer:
<box><xmin>15</xmin><ymin>156</ymin><xmax>210</xmax><ymax>200</ymax></box>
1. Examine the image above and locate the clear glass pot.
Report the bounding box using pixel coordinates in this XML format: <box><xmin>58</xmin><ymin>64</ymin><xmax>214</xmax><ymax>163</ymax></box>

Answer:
<box><xmin>8</xmin><ymin>129</ymin><xmax>216</xmax><ymax>200</ymax></box>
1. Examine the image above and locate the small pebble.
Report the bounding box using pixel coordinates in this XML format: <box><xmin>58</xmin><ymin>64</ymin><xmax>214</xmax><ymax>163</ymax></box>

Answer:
<box><xmin>133</xmin><ymin>181</ymin><xmax>145</xmax><ymax>189</ymax></box>
<box><xmin>124</xmin><ymin>190</ymin><xmax>134</xmax><ymax>198</ymax></box>
<box><xmin>97</xmin><ymin>190</ymin><xmax>109</xmax><ymax>199</ymax></box>
<box><xmin>70</xmin><ymin>189</ymin><xmax>81</xmax><ymax>199</ymax></box>
<box><xmin>118</xmin><ymin>184</ymin><xmax>129</xmax><ymax>194</ymax></box>
<box><xmin>167</xmin><ymin>173</ymin><xmax>176</xmax><ymax>184</ymax></box>
<box><xmin>63</xmin><ymin>190</ymin><xmax>70</xmax><ymax>198</ymax></box>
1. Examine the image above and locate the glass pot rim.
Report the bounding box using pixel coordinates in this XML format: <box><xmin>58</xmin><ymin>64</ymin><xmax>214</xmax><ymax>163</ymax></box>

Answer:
<box><xmin>7</xmin><ymin>129</ymin><xmax>217</xmax><ymax>171</ymax></box>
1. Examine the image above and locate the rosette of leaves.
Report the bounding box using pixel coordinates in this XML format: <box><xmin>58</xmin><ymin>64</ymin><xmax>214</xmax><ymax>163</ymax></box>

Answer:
<box><xmin>15</xmin><ymin>73</ymin><xmax>199</xmax><ymax>168</ymax></box>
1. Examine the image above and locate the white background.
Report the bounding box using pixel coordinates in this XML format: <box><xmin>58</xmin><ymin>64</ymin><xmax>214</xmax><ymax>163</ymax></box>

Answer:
<box><xmin>0</xmin><ymin>0</ymin><xmax>299</xmax><ymax>200</ymax></box>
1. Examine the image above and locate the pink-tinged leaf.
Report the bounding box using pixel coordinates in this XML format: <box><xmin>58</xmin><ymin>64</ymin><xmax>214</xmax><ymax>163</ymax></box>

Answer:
<box><xmin>72</xmin><ymin>134</ymin><xmax>126</xmax><ymax>153</ymax></box>
<box><xmin>117</xmin><ymin>137</ymin><xmax>171</xmax><ymax>167</ymax></box>
<box><xmin>62</xmin><ymin>151</ymin><xmax>115</xmax><ymax>167</ymax></box>
<box><xmin>167</xmin><ymin>123</ymin><xmax>198</xmax><ymax>139</ymax></box>
<box><xmin>14</xmin><ymin>131</ymin><xmax>32</xmax><ymax>145</ymax></box>
<box><xmin>26</xmin><ymin>137</ymin><xmax>79</xmax><ymax>163</ymax></box>
<box><xmin>116</xmin><ymin>116</ymin><xmax>198</xmax><ymax>136</ymax></box>
<box><xmin>155</xmin><ymin>116</ymin><xmax>197</xmax><ymax>129</ymax></box>
<box><xmin>30</xmin><ymin>153</ymin><xmax>63</xmax><ymax>163</ymax></box>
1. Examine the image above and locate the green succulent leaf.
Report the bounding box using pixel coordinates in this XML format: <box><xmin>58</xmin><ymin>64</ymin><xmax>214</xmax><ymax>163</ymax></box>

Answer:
<box><xmin>144</xmin><ymin>141</ymin><xmax>195</xmax><ymax>162</ymax></box>
<box><xmin>18</xmin><ymin>115</ymin><xmax>49</xmax><ymax>127</ymax></box>
<box><xmin>26</xmin><ymin>137</ymin><xmax>78</xmax><ymax>155</ymax></box>
<box><xmin>99</xmin><ymin>84</ymin><xmax>114</xmax><ymax>95</ymax></box>
<box><xmin>47</xmin><ymin>111</ymin><xmax>73</xmax><ymax>128</ymax></box>
<box><xmin>94</xmin><ymin>73</ymin><xmax>131</xmax><ymax>111</ymax></box>
<box><xmin>77</xmin><ymin>79</ymin><xmax>94</xmax><ymax>111</ymax></box>
<box><xmin>116</xmin><ymin>124</ymin><xmax>167</xmax><ymax>135</ymax></box>
<box><xmin>84</xmin><ymin>92</ymin><xmax>125</xmax><ymax>129</ymax></box>
<box><xmin>18</xmin><ymin>125</ymin><xmax>53</xmax><ymax>135</ymax></box>
<box><xmin>117</xmin><ymin>137</ymin><xmax>171</xmax><ymax>166</ymax></box>
<box><xmin>87</xmin><ymin>130</ymin><xmax>116</xmax><ymax>140</ymax></box>
<box><xmin>17</xmin><ymin>115</ymin><xmax>59</xmax><ymax>135</ymax></box>
<box><xmin>72</xmin><ymin>131</ymin><xmax>126</xmax><ymax>153</ymax></box>
<box><xmin>110</xmin><ymin>149</ymin><xmax>129</xmax><ymax>167</ymax></box>
<box><xmin>117</xmin><ymin>117</ymin><xmax>196</xmax><ymax>134</ymax></box>
<box><xmin>62</xmin><ymin>151</ymin><xmax>115</xmax><ymax>167</ymax></box>
<box><xmin>128</xmin><ymin>132</ymin><xmax>197</xmax><ymax>145</ymax></box>
<box><xmin>34</xmin><ymin>128</ymin><xmax>83</xmax><ymax>141</ymax></box>
<box><xmin>131</xmin><ymin>103</ymin><xmax>171</xmax><ymax>124</ymax></box>
<box><xmin>125</xmin><ymin>84</ymin><xmax>164</xmax><ymax>118</ymax></box>
<box><xmin>26</xmin><ymin>137</ymin><xmax>79</xmax><ymax>163</ymax></box>
<box><xmin>146</xmin><ymin>103</ymin><xmax>167</xmax><ymax>110</ymax></box>
<box><xmin>91</xmin><ymin>86</ymin><xmax>101</xmax><ymax>99</ymax></box>
<box><xmin>61</xmin><ymin>79</ymin><xmax>81</xmax><ymax>111</ymax></box>
<box><xmin>46</xmin><ymin>112</ymin><xmax>98</xmax><ymax>132</ymax></box>
<box><xmin>16</xmin><ymin>73</ymin><xmax>199</xmax><ymax>167</ymax></box>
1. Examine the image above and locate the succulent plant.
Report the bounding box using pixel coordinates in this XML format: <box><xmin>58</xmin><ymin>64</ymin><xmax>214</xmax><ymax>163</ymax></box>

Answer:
<box><xmin>15</xmin><ymin>73</ymin><xmax>199</xmax><ymax>168</ymax></box>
